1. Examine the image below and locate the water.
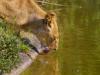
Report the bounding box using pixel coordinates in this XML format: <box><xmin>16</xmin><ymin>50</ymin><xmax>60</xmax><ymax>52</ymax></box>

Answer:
<box><xmin>21</xmin><ymin>0</ymin><xmax>100</xmax><ymax>75</ymax></box>
<box><xmin>57</xmin><ymin>0</ymin><xmax>100</xmax><ymax>75</ymax></box>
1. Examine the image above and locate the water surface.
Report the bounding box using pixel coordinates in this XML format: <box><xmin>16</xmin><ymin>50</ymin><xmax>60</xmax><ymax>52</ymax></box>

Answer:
<box><xmin>21</xmin><ymin>0</ymin><xmax>100</xmax><ymax>75</ymax></box>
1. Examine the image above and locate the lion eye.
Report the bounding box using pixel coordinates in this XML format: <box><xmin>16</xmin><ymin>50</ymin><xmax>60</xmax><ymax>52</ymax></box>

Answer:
<box><xmin>42</xmin><ymin>19</ymin><xmax>48</xmax><ymax>25</ymax></box>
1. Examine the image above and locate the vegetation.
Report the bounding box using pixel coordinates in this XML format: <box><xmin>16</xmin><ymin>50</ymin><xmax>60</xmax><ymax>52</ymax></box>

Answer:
<box><xmin>0</xmin><ymin>19</ymin><xmax>29</xmax><ymax>73</ymax></box>
<box><xmin>1</xmin><ymin>0</ymin><xmax>100</xmax><ymax>75</ymax></box>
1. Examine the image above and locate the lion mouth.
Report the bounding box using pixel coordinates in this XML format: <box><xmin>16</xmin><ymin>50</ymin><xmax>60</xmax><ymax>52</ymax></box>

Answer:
<box><xmin>21</xmin><ymin>36</ymin><xmax>50</xmax><ymax>54</ymax></box>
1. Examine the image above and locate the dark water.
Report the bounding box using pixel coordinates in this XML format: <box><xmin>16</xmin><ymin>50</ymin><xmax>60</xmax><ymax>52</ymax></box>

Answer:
<box><xmin>56</xmin><ymin>0</ymin><xmax>100</xmax><ymax>75</ymax></box>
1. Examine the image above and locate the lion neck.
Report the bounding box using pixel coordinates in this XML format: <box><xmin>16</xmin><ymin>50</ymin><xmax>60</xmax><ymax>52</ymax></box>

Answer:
<box><xmin>24</xmin><ymin>19</ymin><xmax>45</xmax><ymax>26</ymax></box>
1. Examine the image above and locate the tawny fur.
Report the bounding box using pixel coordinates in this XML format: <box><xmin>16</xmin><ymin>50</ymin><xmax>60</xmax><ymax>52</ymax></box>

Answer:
<box><xmin>0</xmin><ymin>0</ymin><xmax>59</xmax><ymax>50</ymax></box>
<box><xmin>0</xmin><ymin>0</ymin><xmax>46</xmax><ymax>25</ymax></box>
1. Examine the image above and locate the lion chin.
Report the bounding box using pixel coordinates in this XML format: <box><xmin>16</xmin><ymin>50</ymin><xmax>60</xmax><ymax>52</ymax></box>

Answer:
<box><xmin>0</xmin><ymin>0</ymin><xmax>59</xmax><ymax>53</ymax></box>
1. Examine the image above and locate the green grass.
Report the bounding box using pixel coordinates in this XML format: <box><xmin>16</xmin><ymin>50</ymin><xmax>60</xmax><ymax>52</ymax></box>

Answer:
<box><xmin>0</xmin><ymin>20</ymin><xmax>30</xmax><ymax>73</ymax></box>
<box><xmin>0</xmin><ymin>20</ymin><xmax>21</xmax><ymax>73</ymax></box>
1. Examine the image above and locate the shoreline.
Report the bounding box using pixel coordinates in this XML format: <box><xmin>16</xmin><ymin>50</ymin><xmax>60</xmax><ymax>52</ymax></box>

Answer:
<box><xmin>3</xmin><ymin>50</ymin><xmax>38</xmax><ymax>75</ymax></box>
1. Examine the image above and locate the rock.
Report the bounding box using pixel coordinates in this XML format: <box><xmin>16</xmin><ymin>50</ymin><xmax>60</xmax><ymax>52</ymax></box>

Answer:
<box><xmin>3</xmin><ymin>51</ymin><xmax>38</xmax><ymax>75</ymax></box>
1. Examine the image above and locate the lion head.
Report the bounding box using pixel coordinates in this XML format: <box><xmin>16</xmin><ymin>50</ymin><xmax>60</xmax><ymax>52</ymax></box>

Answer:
<box><xmin>0</xmin><ymin>0</ymin><xmax>59</xmax><ymax>52</ymax></box>
<box><xmin>20</xmin><ymin>12</ymin><xmax>59</xmax><ymax>52</ymax></box>
<box><xmin>44</xmin><ymin>12</ymin><xmax>59</xmax><ymax>50</ymax></box>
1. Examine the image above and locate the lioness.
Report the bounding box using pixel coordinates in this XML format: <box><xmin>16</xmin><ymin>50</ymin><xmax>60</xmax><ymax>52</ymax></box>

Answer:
<box><xmin>0</xmin><ymin>0</ymin><xmax>59</xmax><ymax>53</ymax></box>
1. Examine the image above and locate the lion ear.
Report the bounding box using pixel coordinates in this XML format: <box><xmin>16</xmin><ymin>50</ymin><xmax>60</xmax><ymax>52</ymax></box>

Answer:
<box><xmin>45</xmin><ymin>12</ymin><xmax>56</xmax><ymax>18</ymax></box>
<box><xmin>49</xmin><ymin>12</ymin><xmax>56</xmax><ymax>17</ymax></box>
